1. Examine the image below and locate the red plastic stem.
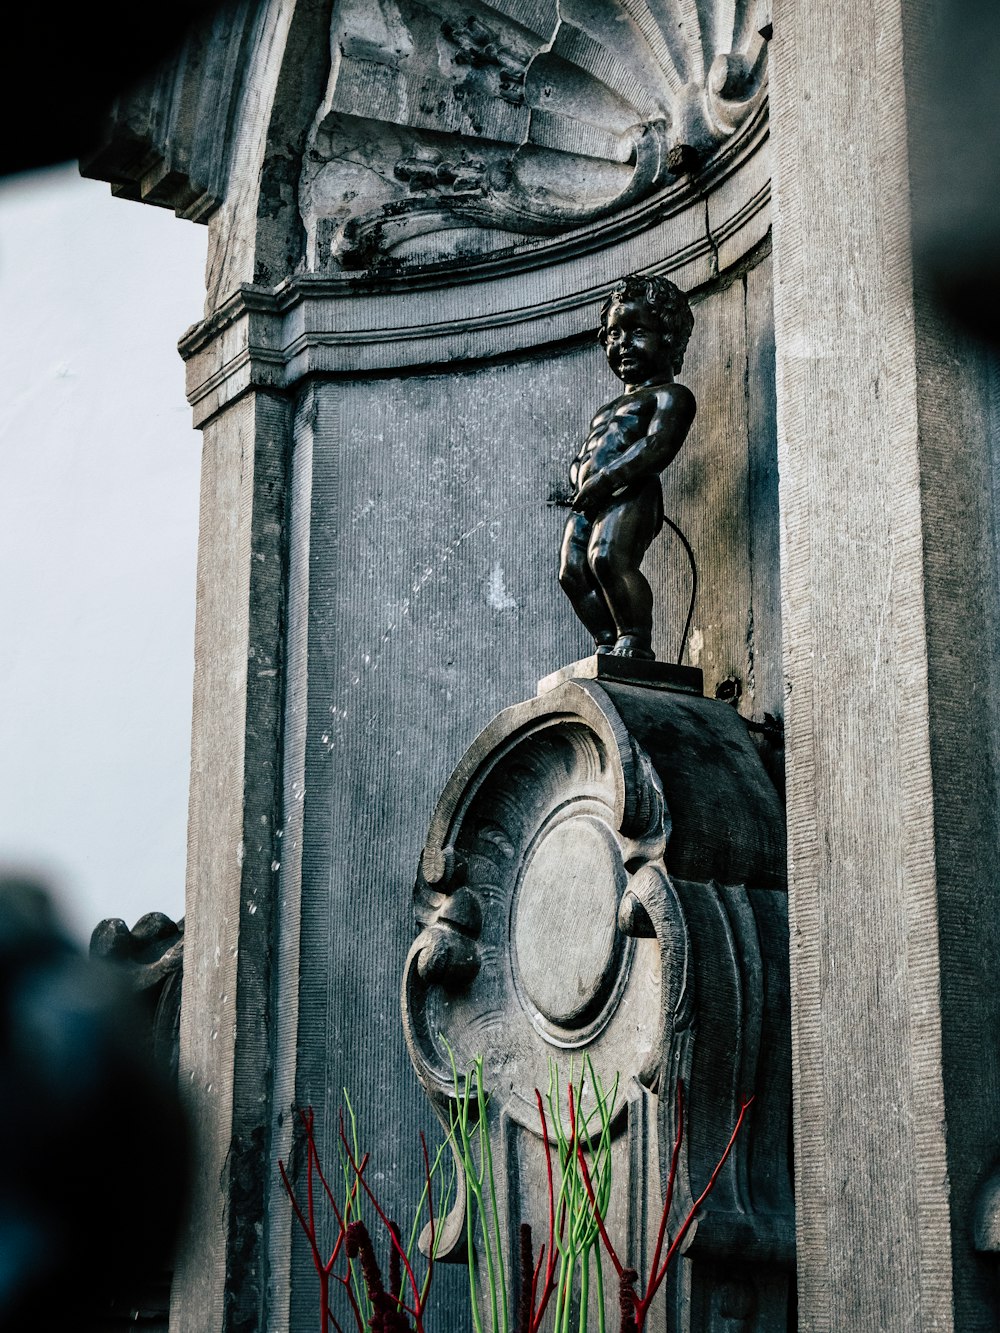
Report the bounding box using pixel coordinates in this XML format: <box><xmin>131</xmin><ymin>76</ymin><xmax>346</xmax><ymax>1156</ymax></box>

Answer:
<box><xmin>295</xmin><ymin>1107</ymin><xmax>358</xmax><ymax>1275</ymax></box>
<box><xmin>646</xmin><ymin>1079</ymin><xmax>684</xmax><ymax>1301</ymax></box>
<box><xmin>575</xmin><ymin>1142</ymin><xmax>625</xmax><ymax>1280</ymax></box>
<box><xmin>305</xmin><ymin>1110</ymin><xmax>318</xmax><ymax>1242</ymax></box>
<box><xmin>572</xmin><ymin>1085</ymin><xmax>626</xmax><ymax>1283</ymax></box>
<box><xmin>529</xmin><ymin>1244</ymin><xmax>544</xmax><ymax>1317</ymax></box>
<box><xmin>529</xmin><ymin>1089</ymin><xmax>559</xmax><ymax>1332</ymax></box>
<box><xmin>279</xmin><ymin>1157</ymin><xmax>324</xmax><ymax>1272</ymax></box>
<box><xmin>643</xmin><ymin>1096</ymin><xmax>754</xmax><ymax>1311</ymax></box>
<box><xmin>305</xmin><ymin>1106</ymin><xmax>357</xmax><ymax>1222</ymax></box>
<box><xmin>334</xmin><ymin>1271</ymin><xmax>366</xmax><ymax>1333</ymax></box>
<box><xmin>418</xmin><ymin>1130</ymin><xmax>435</xmax><ymax>1320</ymax></box>
<box><xmin>319</xmin><ymin>1273</ymin><xmax>330</xmax><ymax>1333</ymax></box>
<box><xmin>281</xmin><ymin>1110</ymin><xmax>347</xmax><ymax>1333</ymax></box>
<box><xmin>339</xmin><ymin>1117</ymin><xmax>424</xmax><ymax>1320</ymax></box>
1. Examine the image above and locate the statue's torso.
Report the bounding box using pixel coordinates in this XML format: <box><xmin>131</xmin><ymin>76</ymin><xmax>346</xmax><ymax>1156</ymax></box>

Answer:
<box><xmin>570</xmin><ymin>387</ymin><xmax>661</xmax><ymax>491</ymax></box>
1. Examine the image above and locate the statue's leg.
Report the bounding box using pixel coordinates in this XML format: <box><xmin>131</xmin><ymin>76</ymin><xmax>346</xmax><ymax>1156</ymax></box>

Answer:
<box><xmin>587</xmin><ymin>486</ymin><xmax>660</xmax><ymax>658</ymax></box>
<box><xmin>559</xmin><ymin>513</ymin><xmax>616</xmax><ymax>649</ymax></box>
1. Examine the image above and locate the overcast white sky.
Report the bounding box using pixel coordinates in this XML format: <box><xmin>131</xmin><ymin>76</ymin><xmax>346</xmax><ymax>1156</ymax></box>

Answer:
<box><xmin>0</xmin><ymin>164</ymin><xmax>206</xmax><ymax>941</ymax></box>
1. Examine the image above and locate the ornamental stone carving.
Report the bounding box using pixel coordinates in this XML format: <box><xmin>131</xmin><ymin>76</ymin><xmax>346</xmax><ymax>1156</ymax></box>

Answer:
<box><xmin>402</xmin><ymin>668</ymin><xmax>793</xmax><ymax>1331</ymax></box>
<box><xmin>301</xmin><ymin>0</ymin><xmax>771</xmax><ymax>270</ymax></box>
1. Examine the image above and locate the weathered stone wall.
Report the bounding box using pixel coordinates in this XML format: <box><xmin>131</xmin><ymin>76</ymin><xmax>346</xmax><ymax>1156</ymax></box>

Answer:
<box><xmin>83</xmin><ymin>0</ymin><xmax>1000</xmax><ymax>1322</ymax></box>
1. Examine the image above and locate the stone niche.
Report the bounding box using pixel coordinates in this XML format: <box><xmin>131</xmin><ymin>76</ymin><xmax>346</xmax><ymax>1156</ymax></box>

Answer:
<box><xmin>84</xmin><ymin>2</ymin><xmax>787</xmax><ymax>1331</ymax></box>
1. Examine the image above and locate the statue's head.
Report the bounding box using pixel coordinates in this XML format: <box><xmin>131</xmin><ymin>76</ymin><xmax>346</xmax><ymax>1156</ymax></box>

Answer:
<box><xmin>598</xmin><ymin>274</ymin><xmax>694</xmax><ymax>380</ymax></box>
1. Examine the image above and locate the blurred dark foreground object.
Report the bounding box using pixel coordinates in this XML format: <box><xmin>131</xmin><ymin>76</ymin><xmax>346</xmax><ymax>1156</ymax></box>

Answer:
<box><xmin>910</xmin><ymin>0</ymin><xmax>1000</xmax><ymax>348</ymax></box>
<box><xmin>3</xmin><ymin>2</ymin><xmax>219</xmax><ymax>178</ymax></box>
<box><xmin>0</xmin><ymin>876</ymin><xmax>190</xmax><ymax>1332</ymax></box>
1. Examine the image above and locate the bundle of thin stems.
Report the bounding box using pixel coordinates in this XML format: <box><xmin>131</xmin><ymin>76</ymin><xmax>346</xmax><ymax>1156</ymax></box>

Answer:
<box><xmin>447</xmin><ymin>1050</ymin><xmax>619</xmax><ymax>1333</ymax></box>
<box><xmin>278</xmin><ymin>1094</ymin><xmax>455</xmax><ymax>1333</ymax></box>
<box><xmin>280</xmin><ymin>1061</ymin><xmax>751</xmax><ymax>1333</ymax></box>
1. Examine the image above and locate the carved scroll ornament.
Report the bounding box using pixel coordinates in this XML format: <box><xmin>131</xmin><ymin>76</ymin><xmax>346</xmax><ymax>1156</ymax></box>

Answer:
<box><xmin>401</xmin><ymin>676</ymin><xmax>793</xmax><ymax>1330</ymax></box>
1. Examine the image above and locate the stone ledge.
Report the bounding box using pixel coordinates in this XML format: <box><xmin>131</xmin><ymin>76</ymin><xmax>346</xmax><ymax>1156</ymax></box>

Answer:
<box><xmin>178</xmin><ymin>129</ymin><xmax>770</xmax><ymax>425</ymax></box>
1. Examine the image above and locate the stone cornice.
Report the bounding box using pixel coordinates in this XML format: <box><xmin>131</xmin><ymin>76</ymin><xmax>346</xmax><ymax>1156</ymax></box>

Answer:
<box><xmin>80</xmin><ymin>2</ymin><xmax>263</xmax><ymax>223</ymax></box>
<box><xmin>181</xmin><ymin>112</ymin><xmax>769</xmax><ymax>425</ymax></box>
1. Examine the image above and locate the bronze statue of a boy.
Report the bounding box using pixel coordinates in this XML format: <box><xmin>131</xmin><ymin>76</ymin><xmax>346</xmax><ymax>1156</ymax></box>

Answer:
<box><xmin>559</xmin><ymin>273</ymin><xmax>696</xmax><ymax>660</ymax></box>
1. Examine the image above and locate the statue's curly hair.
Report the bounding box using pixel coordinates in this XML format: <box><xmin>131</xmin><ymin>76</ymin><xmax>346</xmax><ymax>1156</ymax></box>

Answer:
<box><xmin>598</xmin><ymin>273</ymin><xmax>695</xmax><ymax>375</ymax></box>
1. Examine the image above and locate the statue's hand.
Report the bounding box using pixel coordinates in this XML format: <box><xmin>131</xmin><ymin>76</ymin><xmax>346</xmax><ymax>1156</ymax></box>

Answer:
<box><xmin>572</xmin><ymin>471</ymin><xmax>614</xmax><ymax>518</ymax></box>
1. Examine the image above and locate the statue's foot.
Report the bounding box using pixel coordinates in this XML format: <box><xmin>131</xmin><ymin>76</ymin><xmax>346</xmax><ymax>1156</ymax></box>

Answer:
<box><xmin>612</xmin><ymin>635</ymin><xmax>655</xmax><ymax>660</ymax></box>
<box><xmin>595</xmin><ymin>640</ymin><xmax>615</xmax><ymax>656</ymax></box>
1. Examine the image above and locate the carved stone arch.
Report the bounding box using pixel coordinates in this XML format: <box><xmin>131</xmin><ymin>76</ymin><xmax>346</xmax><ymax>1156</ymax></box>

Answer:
<box><xmin>80</xmin><ymin>0</ymin><xmax>337</xmax><ymax>292</ymax></box>
<box><xmin>163</xmin><ymin>0</ymin><xmax>773</xmax><ymax>410</ymax></box>
<box><xmin>81</xmin><ymin>1</ymin><xmax>263</xmax><ymax>223</ymax></box>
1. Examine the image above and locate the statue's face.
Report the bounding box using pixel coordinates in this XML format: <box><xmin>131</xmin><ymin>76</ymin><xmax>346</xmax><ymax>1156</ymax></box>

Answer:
<box><xmin>603</xmin><ymin>298</ymin><xmax>666</xmax><ymax>384</ymax></box>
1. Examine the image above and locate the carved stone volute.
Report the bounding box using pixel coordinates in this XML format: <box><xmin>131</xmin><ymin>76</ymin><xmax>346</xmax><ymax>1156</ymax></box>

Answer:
<box><xmin>84</xmin><ymin>0</ymin><xmax>774</xmax><ymax>423</ymax></box>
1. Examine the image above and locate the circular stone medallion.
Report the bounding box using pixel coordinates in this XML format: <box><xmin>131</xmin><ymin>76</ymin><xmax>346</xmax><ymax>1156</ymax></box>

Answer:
<box><xmin>513</xmin><ymin>813</ymin><xmax>625</xmax><ymax>1029</ymax></box>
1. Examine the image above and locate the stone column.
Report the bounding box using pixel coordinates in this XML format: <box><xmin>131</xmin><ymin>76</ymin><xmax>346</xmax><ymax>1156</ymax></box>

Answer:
<box><xmin>770</xmin><ymin>2</ymin><xmax>1000</xmax><ymax>1327</ymax></box>
<box><xmin>169</xmin><ymin>390</ymin><xmax>290</xmax><ymax>1333</ymax></box>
